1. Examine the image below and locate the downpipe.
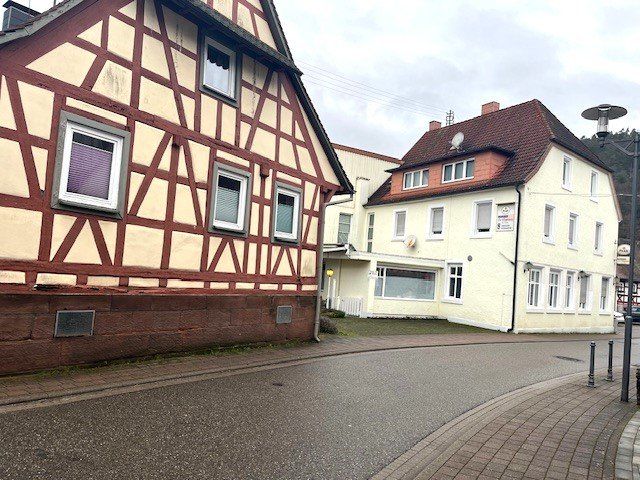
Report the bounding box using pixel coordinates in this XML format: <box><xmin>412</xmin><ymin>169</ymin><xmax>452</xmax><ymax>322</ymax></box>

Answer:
<box><xmin>313</xmin><ymin>192</ymin><xmax>329</xmax><ymax>342</ymax></box>
<box><xmin>508</xmin><ymin>184</ymin><xmax>523</xmax><ymax>333</ymax></box>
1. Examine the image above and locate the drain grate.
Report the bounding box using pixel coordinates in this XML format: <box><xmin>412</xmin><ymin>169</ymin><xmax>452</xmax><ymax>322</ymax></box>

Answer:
<box><xmin>554</xmin><ymin>356</ymin><xmax>584</xmax><ymax>363</ymax></box>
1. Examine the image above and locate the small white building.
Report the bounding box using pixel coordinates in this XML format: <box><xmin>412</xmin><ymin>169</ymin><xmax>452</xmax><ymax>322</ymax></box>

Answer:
<box><xmin>323</xmin><ymin>101</ymin><xmax>621</xmax><ymax>333</ymax></box>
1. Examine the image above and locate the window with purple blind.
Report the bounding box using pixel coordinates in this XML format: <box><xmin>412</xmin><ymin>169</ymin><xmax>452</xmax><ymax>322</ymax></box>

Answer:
<box><xmin>66</xmin><ymin>132</ymin><xmax>114</xmax><ymax>200</ymax></box>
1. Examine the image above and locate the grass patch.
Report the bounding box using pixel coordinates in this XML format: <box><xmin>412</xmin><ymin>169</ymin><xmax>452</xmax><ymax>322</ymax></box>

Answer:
<box><xmin>329</xmin><ymin>317</ymin><xmax>494</xmax><ymax>337</ymax></box>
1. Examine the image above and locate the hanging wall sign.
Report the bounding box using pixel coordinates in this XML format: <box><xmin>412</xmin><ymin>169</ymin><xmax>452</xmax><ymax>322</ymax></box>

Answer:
<box><xmin>496</xmin><ymin>203</ymin><xmax>516</xmax><ymax>232</ymax></box>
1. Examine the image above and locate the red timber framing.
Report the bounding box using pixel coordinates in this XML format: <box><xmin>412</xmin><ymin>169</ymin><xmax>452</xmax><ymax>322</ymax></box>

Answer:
<box><xmin>0</xmin><ymin>0</ymin><xmax>348</xmax><ymax>373</ymax></box>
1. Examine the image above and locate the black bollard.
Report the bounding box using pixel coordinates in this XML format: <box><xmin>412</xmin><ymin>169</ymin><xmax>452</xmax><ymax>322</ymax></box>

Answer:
<box><xmin>588</xmin><ymin>341</ymin><xmax>596</xmax><ymax>388</ymax></box>
<box><xmin>607</xmin><ymin>340</ymin><xmax>614</xmax><ymax>382</ymax></box>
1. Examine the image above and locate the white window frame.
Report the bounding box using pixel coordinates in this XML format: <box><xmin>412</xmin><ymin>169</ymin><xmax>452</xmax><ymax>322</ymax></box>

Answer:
<box><xmin>548</xmin><ymin>270</ymin><xmax>561</xmax><ymax>311</ymax></box>
<box><xmin>442</xmin><ymin>158</ymin><xmax>475</xmax><ymax>183</ymax></box>
<box><xmin>471</xmin><ymin>200</ymin><xmax>493</xmax><ymax>239</ymax></box>
<box><xmin>590</xmin><ymin>171</ymin><xmax>599</xmax><ymax>202</ymax></box>
<box><xmin>542</xmin><ymin>204</ymin><xmax>556</xmax><ymax>244</ymax></box>
<box><xmin>527</xmin><ymin>267</ymin><xmax>543</xmax><ymax>310</ymax></box>
<box><xmin>367</xmin><ymin>213</ymin><xmax>375</xmax><ymax>253</ymax></box>
<box><xmin>568</xmin><ymin>213</ymin><xmax>579</xmax><ymax>250</ymax></box>
<box><xmin>374</xmin><ymin>266</ymin><xmax>437</xmax><ymax>302</ymax></box>
<box><xmin>211</xmin><ymin>167</ymin><xmax>249</xmax><ymax>233</ymax></box>
<box><xmin>58</xmin><ymin>121</ymin><xmax>125</xmax><ymax>212</ymax></box>
<box><xmin>578</xmin><ymin>274</ymin><xmax>593</xmax><ymax>312</ymax></box>
<box><xmin>562</xmin><ymin>156</ymin><xmax>572</xmax><ymax>190</ymax></box>
<box><xmin>337</xmin><ymin>212</ymin><xmax>352</xmax><ymax>244</ymax></box>
<box><xmin>202</xmin><ymin>37</ymin><xmax>237</xmax><ymax>100</ymax></box>
<box><xmin>427</xmin><ymin>205</ymin><xmax>445</xmax><ymax>240</ymax></box>
<box><xmin>393</xmin><ymin>209</ymin><xmax>407</xmax><ymax>241</ymax></box>
<box><xmin>564</xmin><ymin>271</ymin><xmax>576</xmax><ymax>311</ymax></box>
<box><xmin>443</xmin><ymin>262</ymin><xmax>464</xmax><ymax>303</ymax></box>
<box><xmin>594</xmin><ymin>221</ymin><xmax>604</xmax><ymax>255</ymax></box>
<box><xmin>273</xmin><ymin>185</ymin><xmax>301</xmax><ymax>242</ymax></box>
<box><xmin>403</xmin><ymin>169</ymin><xmax>429</xmax><ymax>190</ymax></box>
<box><xmin>600</xmin><ymin>277</ymin><xmax>611</xmax><ymax>313</ymax></box>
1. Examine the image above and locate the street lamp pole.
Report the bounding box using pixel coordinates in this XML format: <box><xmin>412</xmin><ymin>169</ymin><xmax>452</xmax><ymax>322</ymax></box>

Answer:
<box><xmin>623</xmin><ymin>132</ymin><xmax>639</xmax><ymax>402</ymax></box>
<box><xmin>582</xmin><ymin>105</ymin><xmax>635</xmax><ymax>402</ymax></box>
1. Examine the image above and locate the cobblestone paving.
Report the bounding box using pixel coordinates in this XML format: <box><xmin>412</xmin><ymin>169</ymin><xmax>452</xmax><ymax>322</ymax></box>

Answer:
<box><xmin>373</xmin><ymin>370</ymin><xmax>637</xmax><ymax>480</ymax></box>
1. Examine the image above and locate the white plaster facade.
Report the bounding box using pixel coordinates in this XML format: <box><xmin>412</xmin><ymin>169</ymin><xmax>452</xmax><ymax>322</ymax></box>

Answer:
<box><xmin>323</xmin><ymin>143</ymin><xmax>620</xmax><ymax>333</ymax></box>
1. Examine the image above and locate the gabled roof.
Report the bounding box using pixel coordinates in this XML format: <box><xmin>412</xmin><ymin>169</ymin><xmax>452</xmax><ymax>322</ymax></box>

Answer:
<box><xmin>367</xmin><ymin>99</ymin><xmax>610</xmax><ymax>206</ymax></box>
<box><xmin>0</xmin><ymin>0</ymin><xmax>353</xmax><ymax>194</ymax></box>
<box><xmin>333</xmin><ymin>143</ymin><xmax>402</xmax><ymax>165</ymax></box>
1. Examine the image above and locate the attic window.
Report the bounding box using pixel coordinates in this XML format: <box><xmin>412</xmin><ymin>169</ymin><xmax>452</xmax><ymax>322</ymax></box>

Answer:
<box><xmin>202</xmin><ymin>37</ymin><xmax>237</xmax><ymax>101</ymax></box>
<box><xmin>403</xmin><ymin>169</ymin><xmax>429</xmax><ymax>190</ymax></box>
<box><xmin>443</xmin><ymin>159</ymin><xmax>475</xmax><ymax>183</ymax></box>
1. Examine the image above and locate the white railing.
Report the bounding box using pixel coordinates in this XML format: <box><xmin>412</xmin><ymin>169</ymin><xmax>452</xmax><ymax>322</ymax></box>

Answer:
<box><xmin>337</xmin><ymin>297</ymin><xmax>364</xmax><ymax>317</ymax></box>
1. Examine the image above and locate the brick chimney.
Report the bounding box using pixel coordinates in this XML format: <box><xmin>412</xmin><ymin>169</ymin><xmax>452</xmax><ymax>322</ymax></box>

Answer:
<box><xmin>481</xmin><ymin>102</ymin><xmax>500</xmax><ymax>115</ymax></box>
<box><xmin>429</xmin><ymin>121</ymin><xmax>442</xmax><ymax>131</ymax></box>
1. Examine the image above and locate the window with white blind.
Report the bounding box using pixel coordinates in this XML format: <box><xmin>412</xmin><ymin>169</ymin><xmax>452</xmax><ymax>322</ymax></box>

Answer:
<box><xmin>473</xmin><ymin>201</ymin><xmax>493</xmax><ymax>237</ymax></box>
<box><xmin>445</xmin><ymin>263</ymin><xmax>463</xmax><ymax>301</ymax></box>
<box><xmin>393</xmin><ymin>210</ymin><xmax>407</xmax><ymax>240</ymax></box>
<box><xmin>443</xmin><ymin>159</ymin><xmax>475</xmax><ymax>183</ymax></box>
<box><xmin>375</xmin><ymin>267</ymin><xmax>436</xmax><ymax>300</ymax></box>
<box><xmin>579</xmin><ymin>274</ymin><xmax>592</xmax><ymax>310</ymax></box>
<box><xmin>211</xmin><ymin>165</ymin><xmax>250</xmax><ymax>233</ymax></box>
<box><xmin>428</xmin><ymin>206</ymin><xmax>445</xmax><ymax>239</ymax></box>
<box><xmin>337</xmin><ymin>213</ymin><xmax>352</xmax><ymax>244</ymax></box>
<box><xmin>565</xmin><ymin>272</ymin><xmax>575</xmax><ymax>309</ymax></box>
<box><xmin>543</xmin><ymin>204</ymin><xmax>555</xmax><ymax>243</ymax></box>
<box><xmin>53</xmin><ymin>112</ymin><xmax>130</xmax><ymax>218</ymax></box>
<box><xmin>527</xmin><ymin>268</ymin><xmax>542</xmax><ymax>308</ymax></box>
<box><xmin>403</xmin><ymin>169</ymin><xmax>429</xmax><ymax>190</ymax></box>
<box><xmin>594</xmin><ymin>222</ymin><xmax>604</xmax><ymax>254</ymax></box>
<box><xmin>568</xmin><ymin>213</ymin><xmax>578</xmax><ymax>248</ymax></box>
<box><xmin>600</xmin><ymin>277</ymin><xmax>611</xmax><ymax>312</ymax></box>
<box><xmin>201</xmin><ymin>37</ymin><xmax>238</xmax><ymax>101</ymax></box>
<box><xmin>273</xmin><ymin>185</ymin><xmax>301</xmax><ymax>242</ymax></box>
<box><xmin>367</xmin><ymin>213</ymin><xmax>375</xmax><ymax>253</ymax></box>
<box><xmin>548</xmin><ymin>270</ymin><xmax>560</xmax><ymax>309</ymax></box>
<box><xmin>590</xmin><ymin>171</ymin><xmax>599</xmax><ymax>201</ymax></box>
<box><xmin>562</xmin><ymin>156</ymin><xmax>572</xmax><ymax>190</ymax></box>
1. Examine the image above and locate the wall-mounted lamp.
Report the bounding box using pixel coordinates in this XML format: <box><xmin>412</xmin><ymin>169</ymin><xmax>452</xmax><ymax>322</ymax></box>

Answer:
<box><xmin>578</xmin><ymin>270</ymin><xmax>588</xmax><ymax>279</ymax></box>
<box><xmin>326</xmin><ymin>269</ymin><xmax>334</xmax><ymax>278</ymax></box>
<box><xmin>523</xmin><ymin>262</ymin><xmax>534</xmax><ymax>272</ymax></box>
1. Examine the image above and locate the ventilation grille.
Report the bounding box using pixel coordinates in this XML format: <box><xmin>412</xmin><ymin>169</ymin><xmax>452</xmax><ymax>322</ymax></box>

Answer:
<box><xmin>276</xmin><ymin>306</ymin><xmax>293</xmax><ymax>324</ymax></box>
<box><xmin>54</xmin><ymin>311</ymin><xmax>95</xmax><ymax>338</ymax></box>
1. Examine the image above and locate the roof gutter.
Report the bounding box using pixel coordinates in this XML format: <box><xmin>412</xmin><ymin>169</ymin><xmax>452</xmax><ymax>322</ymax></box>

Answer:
<box><xmin>509</xmin><ymin>183</ymin><xmax>523</xmax><ymax>333</ymax></box>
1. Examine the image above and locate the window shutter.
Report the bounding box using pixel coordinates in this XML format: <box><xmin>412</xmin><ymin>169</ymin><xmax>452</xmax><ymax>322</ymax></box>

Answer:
<box><xmin>432</xmin><ymin>208</ymin><xmax>444</xmax><ymax>234</ymax></box>
<box><xmin>215</xmin><ymin>176</ymin><xmax>242</xmax><ymax>224</ymax></box>
<box><xmin>67</xmin><ymin>140</ymin><xmax>114</xmax><ymax>200</ymax></box>
<box><xmin>476</xmin><ymin>203</ymin><xmax>491</xmax><ymax>232</ymax></box>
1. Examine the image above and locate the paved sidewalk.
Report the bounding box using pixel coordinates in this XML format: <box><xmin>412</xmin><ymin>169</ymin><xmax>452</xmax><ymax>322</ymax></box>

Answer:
<box><xmin>373</xmin><ymin>369</ymin><xmax>637</xmax><ymax>480</ymax></box>
<box><xmin>0</xmin><ymin>332</ymin><xmax>618</xmax><ymax>408</ymax></box>
<box><xmin>616</xmin><ymin>410</ymin><xmax>640</xmax><ymax>479</ymax></box>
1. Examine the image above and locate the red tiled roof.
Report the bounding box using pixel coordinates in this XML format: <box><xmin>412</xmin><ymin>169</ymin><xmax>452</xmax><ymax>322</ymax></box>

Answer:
<box><xmin>332</xmin><ymin>143</ymin><xmax>402</xmax><ymax>165</ymax></box>
<box><xmin>367</xmin><ymin>99</ymin><xmax>610</xmax><ymax>206</ymax></box>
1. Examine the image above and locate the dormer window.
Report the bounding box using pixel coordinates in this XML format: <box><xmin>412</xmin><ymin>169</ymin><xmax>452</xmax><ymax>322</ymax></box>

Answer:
<box><xmin>403</xmin><ymin>169</ymin><xmax>429</xmax><ymax>190</ymax></box>
<box><xmin>442</xmin><ymin>159</ymin><xmax>475</xmax><ymax>183</ymax></box>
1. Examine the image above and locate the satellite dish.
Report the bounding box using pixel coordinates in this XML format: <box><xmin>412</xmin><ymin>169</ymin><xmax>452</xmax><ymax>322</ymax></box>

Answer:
<box><xmin>450</xmin><ymin>132</ymin><xmax>464</xmax><ymax>151</ymax></box>
<box><xmin>404</xmin><ymin>235</ymin><xmax>417</xmax><ymax>248</ymax></box>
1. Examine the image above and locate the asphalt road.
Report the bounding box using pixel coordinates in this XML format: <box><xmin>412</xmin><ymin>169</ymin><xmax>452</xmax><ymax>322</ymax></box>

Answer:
<box><xmin>1</xmin><ymin>336</ymin><xmax>639</xmax><ymax>480</ymax></box>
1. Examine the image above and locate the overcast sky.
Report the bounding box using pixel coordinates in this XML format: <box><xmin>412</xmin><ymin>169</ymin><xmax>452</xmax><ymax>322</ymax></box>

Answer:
<box><xmin>4</xmin><ymin>0</ymin><xmax>640</xmax><ymax>158</ymax></box>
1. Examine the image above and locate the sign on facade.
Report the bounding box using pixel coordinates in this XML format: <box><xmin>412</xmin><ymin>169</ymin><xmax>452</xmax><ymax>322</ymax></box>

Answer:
<box><xmin>496</xmin><ymin>203</ymin><xmax>516</xmax><ymax>232</ymax></box>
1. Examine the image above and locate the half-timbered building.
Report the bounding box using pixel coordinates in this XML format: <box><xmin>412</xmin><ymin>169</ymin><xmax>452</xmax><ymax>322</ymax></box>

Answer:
<box><xmin>0</xmin><ymin>0</ymin><xmax>352</xmax><ymax>374</ymax></box>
